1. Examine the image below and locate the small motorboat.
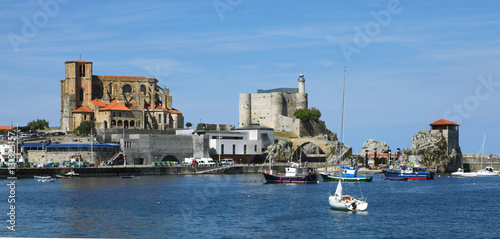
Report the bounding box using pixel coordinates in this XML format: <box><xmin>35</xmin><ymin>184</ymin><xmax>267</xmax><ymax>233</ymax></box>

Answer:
<box><xmin>38</xmin><ymin>177</ymin><xmax>55</xmax><ymax>182</ymax></box>
<box><xmin>65</xmin><ymin>171</ymin><xmax>79</xmax><ymax>176</ymax></box>
<box><xmin>121</xmin><ymin>175</ymin><xmax>134</xmax><ymax>179</ymax></box>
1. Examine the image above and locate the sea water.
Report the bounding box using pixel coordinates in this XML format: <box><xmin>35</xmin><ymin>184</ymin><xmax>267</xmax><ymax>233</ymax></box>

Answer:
<box><xmin>1</xmin><ymin>174</ymin><xmax>499</xmax><ymax>238</ymax></box>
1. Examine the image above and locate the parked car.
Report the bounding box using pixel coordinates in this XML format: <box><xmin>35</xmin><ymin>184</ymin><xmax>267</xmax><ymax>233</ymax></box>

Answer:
<box><xmin>221</xmin><ymin>159</ymin><xmax>234</xmax><ymax>165</ymax></box>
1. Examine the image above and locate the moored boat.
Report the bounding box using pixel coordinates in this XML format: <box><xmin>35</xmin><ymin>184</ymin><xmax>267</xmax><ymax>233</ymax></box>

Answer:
<box><xmin>262</xmin><ymin>164</ymin><xmax>319</xmax><ymax>184</ymax></box>
<box><xmin>383</xmin><ymin>165</ymin><xmax>434</xmax><ymax>180</ymax></box>
<box><xmin>328</xmin><ymin>69</ymin><xmax>368</xmax><ymax>212</ymax></box>
<box><xmin>451</xmin><ymin>168</ymin><xmax>477</xmax><ymax>177</ymax></box>
<box><xmin>321</xmin><ymin>166</ymin><xmax>373</xmax><ymax>182</ymax></box>
<box><xmin>476</xmin><ymin>166</ymin><xmax>499</xmax><ymax>177</ymax></box>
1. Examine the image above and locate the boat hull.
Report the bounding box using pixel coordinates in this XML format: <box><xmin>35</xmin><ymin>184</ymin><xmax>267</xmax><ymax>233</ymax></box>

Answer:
<box><xmin>262</xmin><ymin>173</ymin><xmax>319</xmax><ymax>184</ymax></box>
<box><xmin>320</xmin><ymin>173</ymin><xmax>373</xmax><ymax>182</ymax></box>
<box><xmin>451</xmin><ymin>172</ymin><xmax>477</xmax><ymax>177</ymax></box>
<box><xmin>329</xmin><ymin>195</ymin><xmax>368</xmax><ymax>211</ymax></box>
<box><xmin>383</xmin><ymin>170</ymin><xmax>434</xmax><ymax>180</ymax></box>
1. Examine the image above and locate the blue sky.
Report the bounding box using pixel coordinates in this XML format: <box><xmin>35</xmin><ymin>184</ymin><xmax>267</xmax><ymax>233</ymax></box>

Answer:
<box><xmin>1</xmin><ymin>0</ymin><xmax>500</xmax><ymax>154</ymax></box>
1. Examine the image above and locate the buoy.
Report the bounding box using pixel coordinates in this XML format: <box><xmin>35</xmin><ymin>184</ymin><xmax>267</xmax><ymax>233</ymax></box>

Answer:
<box><xmin>473</xmin><ymin>183</ymin><xmax>476</xmax><ymax>186</ymax></box>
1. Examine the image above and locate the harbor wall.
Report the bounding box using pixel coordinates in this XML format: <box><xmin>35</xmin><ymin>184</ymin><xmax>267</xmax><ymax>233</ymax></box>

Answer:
<box><xmin>0</xmin><ymin>165</ymin><xmax>290</xmax><ymax>178</ymax></box>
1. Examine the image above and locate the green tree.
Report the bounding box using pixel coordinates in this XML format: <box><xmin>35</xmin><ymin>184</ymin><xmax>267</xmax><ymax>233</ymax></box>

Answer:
<box><xmin>293</xmin><ymin>107</ymin><xmax>321</xmax><ymax>121</ymax></box>
<box><xmin>185</xmin><ymin>122</ymin><xmax>193</xmax><ymax>129</ymax></box>
<box><xmin>75</xmin><ymin>121</ymin><xmax>95</xmax><ymax>135</ymax></box>
<box><xmin>27</xmin><ymin>119</ymin><xmax>49</xmax><ymax>130</ymax></box>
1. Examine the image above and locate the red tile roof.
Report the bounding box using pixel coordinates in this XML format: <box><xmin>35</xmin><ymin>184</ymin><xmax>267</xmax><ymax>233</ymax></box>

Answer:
<box><xmin>170</xmin><ymin>108</ymin><xmax>182</xmax><ymax>114</ymax></box>
<box><xmin>92</xmin><ymin>99</ymin><xmax>107</xmax><ymax>108</ymax></box>
<box><xmin>155</xmin><ymin>105</ymin><xmax>168</xmax><ymax>110</ymax></box>
<box><xmin>73</xmin><ymin>106</ymin><xmax>93</xmax><ymax>113</ymax></box>
<box><xmin>429</xmin><ymin>119</ymin><xmax>460</xmax><ymax>126</ymax></box>
<box><xmin>100</xmin><ymin>99</ymin><xmax>132</xmax><ymax>111</ymax></box>
<box><xmin>0</xmin><ymin>126</ymin><xmax>13</xmax><ymax>130</ymax></box>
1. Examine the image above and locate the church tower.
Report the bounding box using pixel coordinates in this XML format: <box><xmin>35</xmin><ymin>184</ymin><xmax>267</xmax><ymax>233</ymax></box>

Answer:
<box><xmin>60</xmin><ymin>60</ymin><xmax>93</xmax><ymax>131</ymax></box>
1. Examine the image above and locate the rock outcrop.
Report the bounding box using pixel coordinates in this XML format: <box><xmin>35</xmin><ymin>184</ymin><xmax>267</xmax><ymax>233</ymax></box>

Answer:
<box><xmin>408</xmin><ymin>130</ymin><xmax>462</xmax><ymax>172</ymax></box>
<box><xmin>359</xmin><ymin>139</ymin><xmax>390</xmax><ymax>155</ymax></box>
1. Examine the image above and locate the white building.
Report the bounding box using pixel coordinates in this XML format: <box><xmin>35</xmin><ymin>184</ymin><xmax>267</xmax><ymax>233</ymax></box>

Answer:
<box><xmin>179</xmin><ymin>125</ymin><xmax>275</xmax><ymax>164</ymax></box>
<box><xmin>0</xmin><ymin>141</ymin><xmax>15</xmax><ymax>163</ymax></box>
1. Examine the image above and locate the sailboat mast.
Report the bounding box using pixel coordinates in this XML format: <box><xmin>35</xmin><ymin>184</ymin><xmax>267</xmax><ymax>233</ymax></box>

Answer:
<box><xmin>339</xmin><ymin>69</ymin><xmax>346</xmax><ymax>168</ymax></box>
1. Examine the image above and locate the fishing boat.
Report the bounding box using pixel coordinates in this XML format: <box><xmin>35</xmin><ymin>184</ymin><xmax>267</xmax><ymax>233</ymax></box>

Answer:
<box><xmin>320</xmin><ymin>166</ymin><xmax>373</xmax><ymax>182</ymax></box>
<box><xmin>262</xmin><ymin>162</ymin><xmax>319</xmax><ymax>184</ymax></box>
<box><xmin>451</xmin><ymin>168</ymin><xmax>477</xmax><ymax>177</ymax></box>
<box><xmin>328</xmin><ymin>69</ymin><xmax>368</xmax><ymax>212</ymax></box>
<box><xmin>383</xmin><ymin>165</ymin><xmax>435</xmax><ymax>180</ymax></box>
<box><xmin>56</xmin><ymin>175</ymin><xmax>73</xmax><ymax>179</ymax></box>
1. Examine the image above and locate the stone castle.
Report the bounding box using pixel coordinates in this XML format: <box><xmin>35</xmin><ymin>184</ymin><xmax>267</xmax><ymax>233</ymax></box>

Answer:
<box><xmin>239</xmin><ymin>73</ymin><xmax>328</xmax><ymax>137</ymax></box>
<box><xmin>60</xmin><ymin>60</ymin><xmax>184</xmax><ymax>131</ymax></box>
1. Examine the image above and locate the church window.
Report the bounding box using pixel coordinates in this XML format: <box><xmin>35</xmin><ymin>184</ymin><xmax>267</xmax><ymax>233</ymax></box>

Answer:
<box><xmin>92</xmin><ymin>84</ymin><xmax>102</xmax><ymax>99</ymax></box>
<box><xmin>140</xmin><ymin>85</ymin><xmax>147</xmax><ymax>95</ymax></box>
<box><xmin>79</xmin><ymin>89</ymin><xmax>84</xmax><ymax>102</ymax></box>
<box><xmin>158</xmin><ymin>114</ymin><xmax>161</xmax><ymax>123</ymax></box>
<box><xmin>109</xmin><ymin>83</ymin><xmax>113</xmax><ymax>94</ymax></box>
<box><xmin>80</xmin><ymin>64</ymin><xmax>86</xmax><ymax>77</ymax></box>
<box><xmin>123</xmin><ymin>84</ymin><xmax>132</xmax><ymax>94</ymax></box>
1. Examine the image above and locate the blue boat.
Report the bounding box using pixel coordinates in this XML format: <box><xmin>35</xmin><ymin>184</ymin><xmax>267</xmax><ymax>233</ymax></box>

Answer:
<box><xmin>383</xmin><ymin>165</ymin><xmax>435</xmax><ymax>180</ymax></box>
<box><xmin>320</xmin><ymin>166</ymin><xmax>373</xmax><ymax>182</ymax></box>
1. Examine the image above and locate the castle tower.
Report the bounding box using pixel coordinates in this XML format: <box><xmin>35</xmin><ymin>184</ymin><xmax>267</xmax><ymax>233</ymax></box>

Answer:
<box><xmin>239</xmin><ymin>93</ymin><xmax>251</xmax><ymax>127</ymax></box>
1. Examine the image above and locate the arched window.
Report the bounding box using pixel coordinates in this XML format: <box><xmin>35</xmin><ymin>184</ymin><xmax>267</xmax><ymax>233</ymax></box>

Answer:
<box><xmin>158</xmin><ymin>114</ymin><xmax>162</xmax><ymax>123</ymax></box>
<box><xmin>122</xmin><ymin>84</ymin><xmax>132</xmax><ymax>94</ymax></box>
<box><xmin>130</xmin><ymin>120</ymin><xmax>135</xmax><ymax>127</ymax></box>
<box><xmin>124</xmin><ymin>120</ymin><xmax>129</xmax><ymax>128</ymax></box>
<box><xmin>117</xmin><ymin>120</ymin><xmax>122</xmax><ymax>127</ymax></box>
<box><xmin>137</xmin><ymin>121</ymin><xmax>140</xmax><ymax>127</ymax></box>
<box><xmin>140</xmin><ymin>85</ymin><xmax>147</xmax><ymax>95</ymax></box>
<box><xmin>109</xmin><ymin>83</ymin><xmax>113</xmax><ymax>95</ymax></box>
<box><xmin>104</xmin><ymin>121</ymin><xmax>108</xmax><ymax>129</ymax></box>
<box><xmin>111</xmin><ymin>120</ymin><xmax>116</xmax><ymax>128</ymax></box>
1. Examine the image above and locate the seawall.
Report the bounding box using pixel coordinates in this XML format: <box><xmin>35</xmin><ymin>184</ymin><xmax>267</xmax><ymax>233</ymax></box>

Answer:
<box><xmin>0</xmin><ymin>165</ymin><xmax>289</xmax><ymax>178</ymax></box>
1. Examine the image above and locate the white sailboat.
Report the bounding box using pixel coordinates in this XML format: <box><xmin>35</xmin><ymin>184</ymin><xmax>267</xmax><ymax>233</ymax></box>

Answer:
<box><xmin>328</xmin><ymin>70</ymin><xmax>368</xmax><ymax>212</ymax></box>
<box><xmin>475</xmin><ymin>134</ymin><xmax>499</xmax><ymax>177</ymax></box>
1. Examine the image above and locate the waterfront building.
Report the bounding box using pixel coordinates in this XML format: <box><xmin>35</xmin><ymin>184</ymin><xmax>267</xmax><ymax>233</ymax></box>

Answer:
<box><xmin>60</xmin><ymin>60</ymin><xmax>184</xmax><ymax>132</ymax></box>
<box><xmin>0</xmin><ymin>141</ymin><xmax>14</xmax><ymax>162</ymax></box>
<box><xmin>199</xmin><ymin>125</ymin><xmax>275</xmax><ymax>164</ymax></box>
